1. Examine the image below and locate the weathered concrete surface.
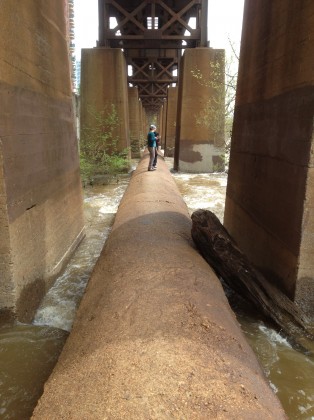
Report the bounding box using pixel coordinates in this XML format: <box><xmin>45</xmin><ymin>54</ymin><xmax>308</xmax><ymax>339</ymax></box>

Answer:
<box><xmin>80</xmin><ymin>48</ymin><xmax>131</xmax><ymax>156</ymax></box>
<box><xmin>224</xmin><ymin>1</ymin><xmax>314</xmax><ymax>319</ymax></box>
<box><xmin>33</xmin><ymin>156</ymin><xmax>286</xmax><ymax>419</ymax></box>
<box><xmin>128</xmin><ymin>87</ymin><xmax>142</xmax><ymax>158</ymax></box>
<box><xmin>0</xmin><ymin>0</ymin><xmax>84</xmax><ymax>322</ymax></box>
<box><xmin>174</xmin><ymin>48</ymin><xmax>225</xmax><ymax>172</ymax></box>
<box><xmin>165</xmin><ymin>86</ymin><xmax>178</xmax><ymax>157</ymax></box>
<box><xmin>161</xmin><ymin>100</ymin><xmax>167</xmax><ymax>149</ymax></box>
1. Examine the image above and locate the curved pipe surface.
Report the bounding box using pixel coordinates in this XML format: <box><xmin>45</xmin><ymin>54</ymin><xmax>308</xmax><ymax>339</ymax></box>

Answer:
<box><xmin>33</xmin><ymin>155</ymin><xmax>286</xmax><ymax>419</ymax></box>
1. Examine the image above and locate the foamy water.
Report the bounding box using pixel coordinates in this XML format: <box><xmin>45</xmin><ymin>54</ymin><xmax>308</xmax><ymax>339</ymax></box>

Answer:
<box><xmin>33</xmin><ymin>180</ymin><xmax>129</xmax><ymax>332</ymax></box>
<box><xmin>1</xmin><ymin>162</ymin><xmax>313</xmax><ymax>419</ymax></box>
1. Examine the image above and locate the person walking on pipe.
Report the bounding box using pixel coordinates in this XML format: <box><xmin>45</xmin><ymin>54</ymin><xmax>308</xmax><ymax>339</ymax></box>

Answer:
<box><xmin>147</xmin><ymin>124</ymin><xmax>157</xmax><ymax>171</ymax></box>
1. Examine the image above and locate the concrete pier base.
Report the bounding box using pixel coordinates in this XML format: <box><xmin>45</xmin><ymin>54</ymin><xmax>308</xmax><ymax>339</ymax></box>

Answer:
<box><xmin>80</xmin><ymin>48</ymin><xmax>130</xmax><ymax>154</ymax></box>
<box><xmin>128</xmin><ymin>87</ymin><xmax>141</xmax><ymax>158</ymax></box>
<box><xmin>174</xmin><ymin>48</ymin><xmax>225</xmax><ymax>173</ymax></box>
<box><xmin>165</xmin><ymin>86</ymin><xmax>178</xmax><ymax>157</ymax></box>
<box><xmin>33</xmin><ymin>157</ymin><xmax>285</xmax><ymax>419</ymax></box>
<box><xmin>0</xmin><ymin>0</ymin><xmax>84</xmax><ymax>322</ymax></box>
<box><xmin>224</xmin><ymin>1</ymin><xmax>314</xmax><ymax>319</ymax></box>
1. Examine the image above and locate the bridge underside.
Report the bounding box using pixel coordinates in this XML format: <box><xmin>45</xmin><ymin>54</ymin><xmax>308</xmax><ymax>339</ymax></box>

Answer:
<box><xmin>0</xmin><ymin>0</ymin><xmax>313</xmax><ymax>416</ymax></box>
<box><xmin>0</xmin><ymin>0</ymin><xmax>313</xmax><ymax>337</ymax></box>
<box><xmin>81</xmin><ymin>0</ymin><xmax>225</xmax><ymax>172</ymax></box>
<box><xmin>88</xmin><ymin>0</ymin><xmax>314</xmax><ymax>316</ymax></box>
<box><xmin>98</xmin><ymin>0</ymin><xmax>208</xmax><ymax>113</ymax></box>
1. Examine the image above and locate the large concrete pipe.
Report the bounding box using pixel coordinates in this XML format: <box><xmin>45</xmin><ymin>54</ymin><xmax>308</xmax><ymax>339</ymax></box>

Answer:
<box><xmin>33</xmin><ymin>156</ymin><xmax>285</xmax><ymax>419</ymax></box>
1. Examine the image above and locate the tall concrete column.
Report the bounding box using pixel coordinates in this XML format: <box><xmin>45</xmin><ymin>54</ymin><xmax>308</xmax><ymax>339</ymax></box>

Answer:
<box><xmin>128</xmin><ymin>87</ymin><xmax>141</xmax><ymax>158</ymax></box>
<box><xmin>224</xmin><ymin>1</ymin><xmax>314</xmax><ymax>318</ymax></box>
<box><xmin>157</xmin><ymin>105</ymin><xmax>164</xmax><ymax>140</ymax></box>
<box><xmin>139</xmin><ymin>102</ymin><xmax>145</xmax><ymax>150</ymax></box>
<box><xmin>80</xmin><ymin>48</ymin><xmax>130</xmax><ymax>156</ymax></box>
<box><xmin>143</xmin><ymin>107</ymin><xmax>149</xmax><ymax>140</ymax></box>
<box><xmin>174</xmin><ymin>48</ymin><xmax>225</xmax><ymax>172</ymax></box>
<box><xmin>161</xmin><ymin>100</ymin><xmax>167</xmax><ymax>149</ymax></box>
<box><xmin>165</xmin><ymin>87</ymin><xmax>178</xmax><ymax>157</ymax></box>
<box><xmin>0</xmin><ymin>1</ymin><xmax>84</xmax><ymax>321</ymax></box>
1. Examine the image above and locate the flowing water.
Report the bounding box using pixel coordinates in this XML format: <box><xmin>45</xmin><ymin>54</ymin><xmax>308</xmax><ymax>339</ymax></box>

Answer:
<box><xmin>0</xmin><ymin>160</ymin><xmax>313</xmax><ymax>419</ymax></box>
<box><xmin>168</xmin><ymin>160</ymin><xmax>314</xmax><ymax>420</ymax></box>
<box><xmin>0</xmin><ymin>176</ymin><xmax>130</xmax><ymax>419</ymax></box>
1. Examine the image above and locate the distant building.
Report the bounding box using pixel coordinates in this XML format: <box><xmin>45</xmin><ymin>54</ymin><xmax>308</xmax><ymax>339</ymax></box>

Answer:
<box><xmin>64</xmin><ymin>0</ymin><xmax>77</xmax><ymax>92</ymax></box>
<box><xmin>76</xmin><ymin>60</ymin><xmax>81</xmax><ymax>91</ymax></box>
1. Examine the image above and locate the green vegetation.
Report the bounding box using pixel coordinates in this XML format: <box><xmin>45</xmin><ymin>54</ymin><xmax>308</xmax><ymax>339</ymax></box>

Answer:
<box><xmin>79</xmin><ymin>104</ymin><xmax>130</xmax><ymax>184</ymax></box>
<box><xmin>191</xmin><ymin>60</ymin><xmax>225</xmax><ymax>141</ymax></box>
<box><xmin>191</xmin><ymin>40</ymin><xmax>239</xmax><ymax>168</ymax></box>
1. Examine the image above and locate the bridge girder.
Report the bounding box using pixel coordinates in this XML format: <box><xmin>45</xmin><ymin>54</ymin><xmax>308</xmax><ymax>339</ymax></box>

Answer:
<box><xmin>98</xmin><ymin>0</ymin><xmax>208</xmax><ymax>113</ymax></box>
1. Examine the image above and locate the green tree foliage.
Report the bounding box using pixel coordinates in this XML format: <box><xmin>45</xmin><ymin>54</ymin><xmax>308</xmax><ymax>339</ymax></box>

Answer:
<box><xmin>224</xmin><ymin>40</ymin><xmax>239</xmax><ymax>145</ymax></box>
<box><xmin>191</xmin><ymin>40</ymin><xmax>239</xmax><ymax>165</ymax></box>
<box><xmin>80</xmin><ymin>104</ymin><xmax>130</xmax><ymax>183</ymax></box>
<box><xmin>191</xmin><ymin>61</ymin><xmax>225</xmax><ymax>144</ymax></box>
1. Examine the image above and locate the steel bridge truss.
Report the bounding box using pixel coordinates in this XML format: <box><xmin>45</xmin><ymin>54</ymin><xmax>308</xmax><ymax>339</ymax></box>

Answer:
<box><xmin>98</xmin><ymin>0</ymin><xmax>208</xmax><ymax>111</ymax></box>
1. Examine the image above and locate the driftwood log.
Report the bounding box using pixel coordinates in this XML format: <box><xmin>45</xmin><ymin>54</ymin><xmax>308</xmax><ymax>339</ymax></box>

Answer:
<box><xmin>191</xmin><ymin>209</ymin><xmax>313</xmax><ymax>350</ymax></box>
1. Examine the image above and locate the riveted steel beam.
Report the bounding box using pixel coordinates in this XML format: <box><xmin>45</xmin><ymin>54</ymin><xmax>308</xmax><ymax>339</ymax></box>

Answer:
<box><xmin>98</xmin><ymin>0</ymin><xmax>207</xmax><ymax>111</ymax></box>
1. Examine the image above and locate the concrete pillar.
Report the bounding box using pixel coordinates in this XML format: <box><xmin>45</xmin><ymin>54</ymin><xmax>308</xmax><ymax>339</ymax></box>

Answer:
<box><xmin>157</xmin><ymin>105</ymin><xmax>164</xmax><ymax>141</ymax></box>
<box><xmin>143</xmin><ymin>107</ymin><xmax>149</xmax><ymax>142</ymax></box>
<box><xmin>161</xmin><ymin>100</ymin><xmax>167</xmax><ymax>149</ymax></box>
<box><xmin>165</xmin><ymin>87</ymin><xmax>178</xmax><ymax>157</ymax></box>
<box><xmin>80</xmin><ymin>48</ymin><xmax>130</xmax><ymax>156</ymax></box>
<box><xmin>0</xmin><ymin>0</ymin><xmax>84</xmax><ymax>321</ymax></box>
<box><xmin>174</xmin><ymin>48</ymin><xmax>225</xmax><ymax>172</ymax></box>
<box><xmin>128</xmin><ymin>87</ymin><xmax>141</xmax><ymax>158</ymax></box>
<box><xmin>153</xmin><ymin>106</ymin><xmax>163</xmax><ymax>149</ymax></box>
<box><xmin>139</xmin><ymin>102</ymin><xmax>145</xmax><ymax>151</ymax></box>
<box><xmin>224</xmin><ymin>1</ymin><xmax>314</xmax><ymax>318</ymax></box>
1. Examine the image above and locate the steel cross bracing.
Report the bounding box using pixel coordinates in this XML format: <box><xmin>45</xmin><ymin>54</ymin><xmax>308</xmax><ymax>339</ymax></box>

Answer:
<box><xmin>98</xmin><ymin>0</ymin><xmax>208</xmax><ymax>112</ymax></box>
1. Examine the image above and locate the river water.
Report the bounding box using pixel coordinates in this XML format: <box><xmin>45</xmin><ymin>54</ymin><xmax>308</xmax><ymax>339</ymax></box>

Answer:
<box><xmin>0</xmin><ymin>177</ymin><xmax>130</xmax><ymax>419</ymax></box>
<box><xmin>0</xmin><ymin>159</ymin><xmax>313</xmax><ymax>419</ymax></box>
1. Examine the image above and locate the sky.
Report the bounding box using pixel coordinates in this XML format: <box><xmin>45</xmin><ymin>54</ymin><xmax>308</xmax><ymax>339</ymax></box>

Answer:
<box><xmin>74</xmin><ymin>0</ymin><xmax>245</xmax><ymax>60</ymax></box>
<box><xmin>207</xmin><ymin>0</ymin><xmax>244</xmax><ymax>50</ymax></box>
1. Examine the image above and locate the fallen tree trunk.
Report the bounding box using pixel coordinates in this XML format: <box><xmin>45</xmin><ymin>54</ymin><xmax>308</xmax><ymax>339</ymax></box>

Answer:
<box><xmin>191</xmin><ymin>209</ymin><xmax>313</xmax><ymax>349</ymax></box>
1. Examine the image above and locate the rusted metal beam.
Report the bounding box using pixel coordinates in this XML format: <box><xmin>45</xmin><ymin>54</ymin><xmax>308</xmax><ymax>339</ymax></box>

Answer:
<box><xmin>103</xmin><ymin>31</ymin><xmax>201</xmax><ymax>40</ymax></box>
<box><xmin>102</xmin><ymin>0</ymin><xmax>202</xmax><ymax>44</ymax></box>
<box><xmin>98</xmin><ymin>0</ymin><xmax>105</xmax><ymax>46</ymax></box>
<box><xmin>200</xmin><ymin>0</ymin><xmax>208</xmax><ymax>46</ymax></box>
<box><xmin>98</xmin><ymin>0</ymin><xmax>208</xmax><ymax>112</ymax></box>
